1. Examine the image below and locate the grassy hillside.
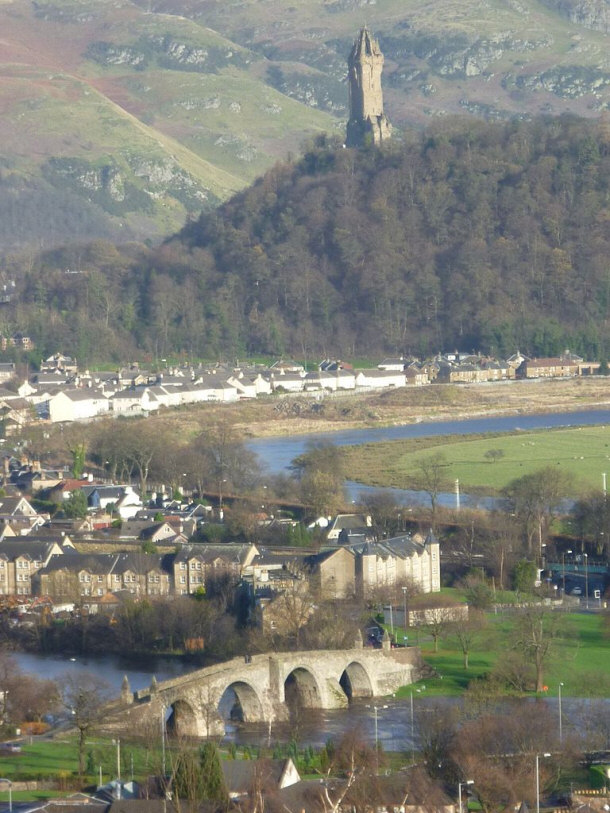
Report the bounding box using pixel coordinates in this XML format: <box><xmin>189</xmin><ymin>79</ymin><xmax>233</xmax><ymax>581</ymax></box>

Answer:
<box><xmin>0</xmin><ymin>0</ymin><xmax>335</xmax><ymax>250</ymax></box>
<box><xmin>0</xmin><ymin>0</ymin><xmax>609</xmax><ymax>251</ymax></box>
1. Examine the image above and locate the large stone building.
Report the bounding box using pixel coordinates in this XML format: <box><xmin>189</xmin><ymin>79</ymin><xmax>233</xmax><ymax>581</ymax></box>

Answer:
<box><xmin>346</xmin><ymin>27</ymin><xmax>392</xmax><ymax>148</ymax></box>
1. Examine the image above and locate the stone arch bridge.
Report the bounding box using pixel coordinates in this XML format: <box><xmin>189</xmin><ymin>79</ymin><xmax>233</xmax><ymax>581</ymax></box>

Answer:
<box><xmin>113</xmin><ymin>646</ymin><xmax>421</xmax><ymax>738</ymax></box>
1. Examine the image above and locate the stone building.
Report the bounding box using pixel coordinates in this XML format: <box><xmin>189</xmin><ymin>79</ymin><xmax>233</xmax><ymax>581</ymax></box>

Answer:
<box><xmin>346</xmin><ymin>27</ymin><xmax>392</xmax><ymax>148</ymax></box>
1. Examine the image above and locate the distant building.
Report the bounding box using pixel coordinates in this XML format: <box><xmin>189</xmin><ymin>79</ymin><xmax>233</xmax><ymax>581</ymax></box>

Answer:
<box><xmin>346</xmin><ymin>27</ymin><xmax>392</xmax><ymax>148</ymax></box>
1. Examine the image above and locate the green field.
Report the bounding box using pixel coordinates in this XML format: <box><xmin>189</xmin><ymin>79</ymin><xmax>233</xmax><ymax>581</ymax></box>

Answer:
<box><xmin>393</xmin><ymin>611</ymin><xmax>610</xmax><ymax>697</ymax></box>
<box><xmin>343</xmin><ymin>425</ymin><xmax>610</xmax><ymax>496</ymax></box>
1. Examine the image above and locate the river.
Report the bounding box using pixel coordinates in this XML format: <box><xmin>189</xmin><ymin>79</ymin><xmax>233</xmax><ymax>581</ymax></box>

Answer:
<box><xmin>247</xmin><ymin>408</ymin><xmax>610</xmax><ymax>507</ymax></box>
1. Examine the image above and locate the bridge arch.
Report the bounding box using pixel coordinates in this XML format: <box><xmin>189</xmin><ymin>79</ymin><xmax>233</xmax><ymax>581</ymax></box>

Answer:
<box><xmin>219</xmin><ymin>681</ymin><xmax>265</xmax><ymax>723</ymax></box>
<box><xmin>339</xmin><ymin>661</ymin><xmax>374</xmax><ymax>700</ymax></box>
<box><xmin>284</xmin><ymin>666</ymin><xmax>322</xmax><ymax>710</ymax></box>
<box><xmin>167</xmin><ymin>698</ymin><xmax>200</xmax><ymax>738</ymax></box>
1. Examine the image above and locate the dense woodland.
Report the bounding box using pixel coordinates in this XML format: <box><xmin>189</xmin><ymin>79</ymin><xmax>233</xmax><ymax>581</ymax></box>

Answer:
<box><xmin>2</xmin><ymin>114</ymin><xmax>610</xmax><ymax>363</ymax></box>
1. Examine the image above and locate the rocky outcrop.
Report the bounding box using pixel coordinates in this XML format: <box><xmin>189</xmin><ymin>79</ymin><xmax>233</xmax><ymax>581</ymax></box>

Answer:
<box><xmin>504</xmin><ymin>65</ymin><xmax>610</xmax><ymax>99</ymax></box>
<box><xmin>539</xmin><ymin>0</ymin><xmax>609</xmax><ymax>32</ymax></box>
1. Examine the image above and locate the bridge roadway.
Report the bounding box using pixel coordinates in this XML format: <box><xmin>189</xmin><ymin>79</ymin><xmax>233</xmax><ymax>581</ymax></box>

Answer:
<box><xmin>112</xmin><ymin>643</ymin><xmax>422</xmax><ymax>738</ymax></box>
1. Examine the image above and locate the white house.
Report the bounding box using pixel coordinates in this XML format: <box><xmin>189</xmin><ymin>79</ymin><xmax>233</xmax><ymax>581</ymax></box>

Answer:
<box><xmin>355</xmin><ymin>369</ymin><xmax>406</xmax><ymax>389</ymax></box>
<box><xmin>378</xmin><ymin>357</ymin><xmax>405</xmax><ymax>371</ymax></box>
<box><xmin>110</xmin><ymin>388</ymin><xmax>160</xmax><ymax>414</ymax></box>
<box><xmin>48</xmin><ymin>389</ymin><xmax>109</xmax><ymax>423</ymax></box>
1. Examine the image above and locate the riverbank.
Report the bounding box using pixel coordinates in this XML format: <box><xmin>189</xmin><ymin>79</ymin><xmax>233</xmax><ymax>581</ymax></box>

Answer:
<box><xmin>229</xmin><ymin>377</ymin><xmax>610</xmax><ymax>439</ymax></box>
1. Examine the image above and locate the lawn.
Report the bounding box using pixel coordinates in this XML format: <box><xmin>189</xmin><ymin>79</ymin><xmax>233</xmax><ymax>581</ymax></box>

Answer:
<box><xmin>342</xmin><ymin>425</ymin><xmax>610</xmax><ymax>495</ymax></box>
<box><xmin>393</xmin><ymin>611</ymin><xmax>610</xmax><ymax>697</ymax></box>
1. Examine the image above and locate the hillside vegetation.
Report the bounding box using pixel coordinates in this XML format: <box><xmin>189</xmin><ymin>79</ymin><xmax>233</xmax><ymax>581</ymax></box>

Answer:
<box><xmin>3</xmin><ymin>115</ymin><xmax>610</xmax><ymax>363</ymax></box>
<box><xmin>0</xmin><ymin>0</ymin><xmax>609</xmax><ymax>251</ymax></box>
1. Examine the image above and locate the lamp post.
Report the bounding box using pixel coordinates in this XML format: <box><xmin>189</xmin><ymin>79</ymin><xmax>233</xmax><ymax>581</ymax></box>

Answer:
<box><xmin>584</xmin><ymin>552</ymin><xmax>589</xmax><ymax>609</ymax></box>
<box><xmin>562</xmin><ymin>550</ymin><xmax>572</xmax><ymax>597</ymax></box>
<box><xmin>0</xmin><ymin>779</ymin><xmax>11</xmax><ymax>813</ymax></box>
<box><xmin>458</xmin><ymin>780</ymin><xmax>474</xmax><ymax>813</ymax></box>
<box><xmin>536</xmin><ymin>752</ymin><xmax>551</xmax><ymax>813</ymax></box>
<box><xmin>161</xmin><ymin>704</ymin><xmax>166</xmax><ymax>782</ymax></box>
<box><xmin>558</xmin><ymin>683</ymin><xmax>564</xmax><ymax>745</ymax></box>
<box><xmin>218</xmin><ymin>478</ymin><xmax>227</xmax><ymax>521</ymax></box>
<box><xmin>112</xmin><ymin>738</ymin><xmax>121</xmax><ymax>799</ymax></box>
<box><xmin>402</xmin><ymin>585</ymin><xmax>408</xmax><ymax>632</ymax></box>
<box><xmin>409</xmin><ymin>685</ymin><xmax>426</xmax><ymax>765</ymax></box>
<box><xmin>366</xmin><ymin>704</ymin><xmax>388</xmax><ymax>773</ymax></box>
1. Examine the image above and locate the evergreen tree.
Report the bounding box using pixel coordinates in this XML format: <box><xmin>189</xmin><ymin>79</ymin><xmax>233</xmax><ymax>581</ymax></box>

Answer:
<box><xmin>199</xmin><ymin>742</ymin><xmax>228</xmax><ymax>806</ymax></box>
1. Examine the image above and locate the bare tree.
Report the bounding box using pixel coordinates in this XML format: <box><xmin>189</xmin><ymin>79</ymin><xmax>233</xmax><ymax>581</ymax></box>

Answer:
<box><xmin>503</xmin><ymin>467</ymin><xmax>573</xmax><ymax>556</ymax></box>
<box><xmin>61</xmin><ymin>671</ymin><xmax>112</xmax><ymax>778</ymax></box>
<box><xmin>316</xmin><ymin>727</ymin><xmax>378</xmax><ymax>813</ymax></box>
<box><xmin>417</xmin><ymin>453</ymin><xmax>449</xmax><ymax>529</ymax></box>
<box><xmin>450</xmin><ymin>609</ymin><xmax>487</xmax><ymax>669</ymax></box>
<box><xmin>423</xmin><ymin>605</ymin><xmax>457</xmax><ymax>653</ymax></box>
<box><xmin>452</xmin><ymin>702</ymin><xmax>557</xmax><ymax>813</ymax></box>
<box><xmin>511</xmin><ymin>603</ymin><xmax>568</xmax><ymax>692</ymax></box>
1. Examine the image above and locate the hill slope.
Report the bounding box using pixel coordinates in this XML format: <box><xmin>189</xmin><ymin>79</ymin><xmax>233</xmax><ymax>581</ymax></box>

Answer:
<box><xmin>1</xmin><ymin>0</ymin><xmax>609</xmax><ymax>251</ymax></box>
<box><xmin>7</xmin><ymin>115</ymin><xmax>610</xmax><ymax>364</ymax></box>
<box><xmin>0</xmin><ymin>0</ymin><xmax>336</xmax><ymax>251</ymax></box>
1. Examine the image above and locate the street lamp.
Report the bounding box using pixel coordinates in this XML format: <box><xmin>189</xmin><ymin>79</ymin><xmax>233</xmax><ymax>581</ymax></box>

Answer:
<box><xmin>409</xmin><ymin>685</ymin><xmax>426</xmax><ymax>765</ymax></box>
<box><xmin>584</xmin><ymin>553</ymin><xmax>589</xmax><ymax>608</ymax></box>
<box><xmin>0</xmin><ymin>779</ymin><xmax>11</xmax><ymax>813</ymax></box>
<box><xmin>558</xmin><ymin>683</ymin><xmax>564</xmax><ymax>745</ymax></box>
<box><xmin>112</xmin><ymin>738</ymin><xmax>121</xmax><ymax>799</ymax></box>
<box><xmin>458</xmin><ymin>780</ymin><xmax>474</xmax><ymax>813</ymax></box>
<box><xmin>536</xmin><ymin>752</ymin><xmax>551</xmax><ymax>813</ymax></box>
<box><xmin>562</xmin><ymin>550</ymin><xmax>572</xmax><ymax>597</ymax></box>
<box><xmin>218</xmin><ymin>478</ymin><xmax>227</xmax><ymax>521</ymax></box>
<box><xmin>161</xmin><ymin>704</ymin><xmax>166</xmax><ymax>782</ymax></box>
<box><xmin>366</xmin><ymin>704</ymin><xmax>388</xmax><ymax>773</ymax></box>
<box><xmin>402</xmin><ymin>585</ymin><xmax>408</xmax><ymax>632</ymax></box>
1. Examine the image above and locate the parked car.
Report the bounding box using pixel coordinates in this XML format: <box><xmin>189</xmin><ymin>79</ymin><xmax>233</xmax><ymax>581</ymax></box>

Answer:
<box><xmin>0</xmin><ymin>742</ymin><xmax>21</xmax><ymax>753</ymax></box>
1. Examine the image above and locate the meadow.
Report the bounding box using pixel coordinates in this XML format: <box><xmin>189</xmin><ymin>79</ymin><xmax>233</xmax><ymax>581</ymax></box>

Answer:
<box><xmin>343</xmin><ymin>425</ymin><xmax>610</xmax><ymax>495</ymax></box>
<box><xmin>394</xmin><ymin>611</ymin><xmax>609</xmax><ymax>697</ymax></box>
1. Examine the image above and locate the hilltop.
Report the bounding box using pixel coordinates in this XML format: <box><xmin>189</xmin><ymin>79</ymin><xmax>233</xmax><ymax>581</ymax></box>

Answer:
<box><xmin>3</xmin><ymin>114</ymin><xmax>609</xmax><ymax>363</ymax></box>
<box><xmin>0</xmin><ymin>0</ymin><xmax>609</xmax><ymax>251</ymax></box>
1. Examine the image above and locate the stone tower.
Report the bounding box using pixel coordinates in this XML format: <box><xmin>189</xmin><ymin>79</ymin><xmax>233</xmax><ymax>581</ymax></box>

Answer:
<box><xmin>346</xmin><ymin>27</ymin><xmax>391</xmax><ymax>148</ymax></box>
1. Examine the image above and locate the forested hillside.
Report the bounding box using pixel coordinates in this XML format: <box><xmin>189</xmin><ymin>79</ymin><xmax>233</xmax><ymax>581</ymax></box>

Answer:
<box><xmin>4</xmin><ymin>115</ymin><xmax>610</xmax><ymax>363</ymax></box>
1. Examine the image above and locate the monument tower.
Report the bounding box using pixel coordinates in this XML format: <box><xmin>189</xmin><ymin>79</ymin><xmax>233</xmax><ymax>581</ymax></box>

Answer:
<box><xmin>346</xmin><ymin>27</ymin><xmax>392</xmax><ymax>148</ymax></box>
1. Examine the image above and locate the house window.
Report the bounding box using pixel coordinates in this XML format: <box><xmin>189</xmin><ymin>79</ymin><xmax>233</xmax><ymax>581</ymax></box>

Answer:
<box><xmin>98</xmin><ymin>575</ymin><xmax>103</xmax><ymax>582</ymax></box>
<box><xmin>180</xmin><ymin>563</ymin><xmax>186</xmax><ymax>570</ymax></box>
<box><xmin>180</xmin><ymin>576</ymin><xmax>186</xmax><ymax>584</ymax></box>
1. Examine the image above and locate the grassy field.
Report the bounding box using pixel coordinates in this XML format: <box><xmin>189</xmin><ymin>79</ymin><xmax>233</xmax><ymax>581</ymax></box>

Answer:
<box><xmin>343</xmin><ymin>425</ymin><xmax>610</xmax><ymax>495</ymax></box>
<box><xmin>394</xmin><ymin>611</ymin><xmax>610</xmax><ymax>697</ymax></box>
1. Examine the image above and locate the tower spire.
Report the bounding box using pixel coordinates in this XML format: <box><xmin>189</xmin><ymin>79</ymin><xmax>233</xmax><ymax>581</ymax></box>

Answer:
<box><xmin>346</xmin><ymin>26</ymin><xmax>391</xmax><ymax>148</ymax></box>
